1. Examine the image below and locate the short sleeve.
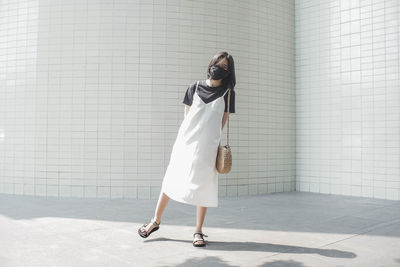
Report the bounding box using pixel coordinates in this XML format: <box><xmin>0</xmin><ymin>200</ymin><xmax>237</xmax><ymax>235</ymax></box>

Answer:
<box><xmin>182</xmin><ymin>82</ymin><xmax>196</xmax><ymax>106</ymax></box>
<box><xmin>223</xmin><ymin>89</ymin><xmax>235</xmax><ymax>113</ymax></box>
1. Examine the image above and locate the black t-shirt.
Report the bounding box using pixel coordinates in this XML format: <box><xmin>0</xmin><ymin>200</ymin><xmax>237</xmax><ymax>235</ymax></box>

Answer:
<box><xmin>182</xmin><ymin>80</ymin><xmax>236</xmax><ymax>113</ymax></box>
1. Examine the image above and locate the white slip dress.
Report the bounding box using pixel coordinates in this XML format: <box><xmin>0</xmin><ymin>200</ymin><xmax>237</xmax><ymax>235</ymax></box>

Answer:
<box><xmin>161</xmin><ymin>81</ymin><xmax>230</xmax><ymax>207</ymax></box>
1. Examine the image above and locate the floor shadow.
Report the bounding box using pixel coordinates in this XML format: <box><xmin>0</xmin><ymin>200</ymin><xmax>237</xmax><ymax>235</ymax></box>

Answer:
<box><xmin>1</xmin><ymin>192</ymin><xmax>399</xmax><ymax>238</ymax></box>
<box><xmin>158</xmin><ymin>256</ymin><xmax>232</xmax><ymax>267</ymax></box>
<box><xmin>144</xmin><ymin>237</ymin><xmax>356</xmax><ymax>259</ymax></box>
<box><xmin>158</xmin><ymin>256</ymin><xmax>309</xmax><ymax>267</ymax></box>
<box><xmin>258</xmin><ymin>260</ymin><xmax>309</xmax><ymax>267</ymax></box>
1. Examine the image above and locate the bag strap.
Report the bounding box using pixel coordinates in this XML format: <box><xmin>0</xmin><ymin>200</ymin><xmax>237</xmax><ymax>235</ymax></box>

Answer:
<box><xmin>226</xmin><ymin>88</ymin><xmax>231</xmax><ymax>146</ymax></box>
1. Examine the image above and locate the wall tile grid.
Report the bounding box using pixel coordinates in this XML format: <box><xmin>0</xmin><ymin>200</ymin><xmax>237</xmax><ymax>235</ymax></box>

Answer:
<box><xmin>0</xmin><ymin>0</ymin><xmax>296</xmax><ymax>199</ymax></box>
<box><xmin>295</xmin><ymin>0</ymin><xmax>399</xmax><ymax>200</ymax></box>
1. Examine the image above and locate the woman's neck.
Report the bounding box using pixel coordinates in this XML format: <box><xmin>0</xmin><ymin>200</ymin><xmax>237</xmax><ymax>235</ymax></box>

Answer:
<box><xmin>206</xmin><ymin>78</ymin><xmax>222</xmax><ymax>87</ymax></box>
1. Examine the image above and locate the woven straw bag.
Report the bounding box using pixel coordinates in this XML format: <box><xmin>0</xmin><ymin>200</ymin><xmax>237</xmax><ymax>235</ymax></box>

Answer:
<box><xmin>216</xmin><ymin>88</ymin><xmax>232</xmax><ymax>174</ymax></box>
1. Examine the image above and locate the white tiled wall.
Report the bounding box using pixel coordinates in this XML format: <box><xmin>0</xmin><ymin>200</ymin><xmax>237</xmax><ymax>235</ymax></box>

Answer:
<box><xmin>295</xmin><ymin>0</ymin><xmax>400</xmax><ymax>200</ymax></box>
<box><xmin>0</xmin><ymin>0</ymin><xmax>296</xmax><ymax>199</ymax></box>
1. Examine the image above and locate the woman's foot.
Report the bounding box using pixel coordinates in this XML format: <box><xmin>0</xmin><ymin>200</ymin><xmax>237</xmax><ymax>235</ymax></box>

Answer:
<box><xmin>138</xmin><ymin>217</ymin><xmax>161</xmax><ymax>238</ymax></box>
<box><xmin>193</xmin><ymin>231</ymin><xmax>208</xmax><ymax>247</ymax></box>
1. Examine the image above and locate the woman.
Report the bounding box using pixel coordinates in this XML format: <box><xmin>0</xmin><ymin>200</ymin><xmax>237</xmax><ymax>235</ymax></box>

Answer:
<box><xmin>138</xmin><ymin>51</ymin><xmax>236</xmax><ymax>247</ymax></box>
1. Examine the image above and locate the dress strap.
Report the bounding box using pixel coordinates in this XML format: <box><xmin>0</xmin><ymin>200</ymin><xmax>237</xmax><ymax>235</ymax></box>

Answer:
<box><xmin>222</xmin><ymin>88</ymin><xmax>230</xmax><ymax>97</ymax></box>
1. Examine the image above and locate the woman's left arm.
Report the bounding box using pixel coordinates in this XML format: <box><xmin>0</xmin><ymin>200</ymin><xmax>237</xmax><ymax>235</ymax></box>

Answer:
<box><xmin>221</xmin><ymin>112</ymin><xmax>229</xmax><ymax>130</ymax></box>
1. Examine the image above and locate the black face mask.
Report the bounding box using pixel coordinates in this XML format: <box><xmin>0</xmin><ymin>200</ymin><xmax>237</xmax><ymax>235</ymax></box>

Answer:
<box><xmin>209</xmin><ymin>65</ymin><xmax>229</xmax><ymax>80</ymax></box>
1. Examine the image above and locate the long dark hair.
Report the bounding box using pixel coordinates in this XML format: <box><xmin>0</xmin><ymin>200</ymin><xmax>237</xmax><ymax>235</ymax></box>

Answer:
<box><xmin>206</xmin><ymin>51</ymin><xmax>236</xmax><ymax>90</ymax></box>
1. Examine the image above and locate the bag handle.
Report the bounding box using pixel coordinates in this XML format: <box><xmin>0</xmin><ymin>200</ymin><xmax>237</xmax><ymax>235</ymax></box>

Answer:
<box><xmin>219</xmin><ymin>87</ymin><xmax>231</xmax><ymax>147</ymax></box>
<box><xmin>226</xmin><ymin>88</ymin><xmax>231</xmax><ymax>146</ymax></box>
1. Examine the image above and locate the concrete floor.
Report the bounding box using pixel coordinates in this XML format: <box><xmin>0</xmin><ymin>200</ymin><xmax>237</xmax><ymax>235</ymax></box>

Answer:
<box><xmin>0</xmin><ymin>191</ymin><xmax>399</xmax><ymax>267</ymax></box>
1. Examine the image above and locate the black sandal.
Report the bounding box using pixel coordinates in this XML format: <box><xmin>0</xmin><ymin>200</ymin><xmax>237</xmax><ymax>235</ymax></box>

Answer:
<box><xmin>193</xmin><ymin>231</ymin><xmax>208</xmax><ymax>247</ymax></box>
<box><xmin>138</xmin><ymin>218</ymin><xmax>161</xmax><ymax>238</ymax></box>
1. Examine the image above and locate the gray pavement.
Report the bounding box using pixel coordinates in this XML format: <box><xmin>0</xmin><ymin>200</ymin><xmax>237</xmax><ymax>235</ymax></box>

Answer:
<box><xmin>0</xmin><ymin>191</ymin><xmax>399</xmax><ymax>267</ymax></box>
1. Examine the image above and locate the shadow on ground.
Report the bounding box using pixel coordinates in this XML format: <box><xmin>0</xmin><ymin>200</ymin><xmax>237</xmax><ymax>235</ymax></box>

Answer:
<box><xmin>160</xmin><ymin>255</ymin><xmax>310</xmax><ymax>267</ymax></box>
<box><xmin>146</xmin><ymin>237</ymin><xmax>356</xmax><ymax>258</ymax></box>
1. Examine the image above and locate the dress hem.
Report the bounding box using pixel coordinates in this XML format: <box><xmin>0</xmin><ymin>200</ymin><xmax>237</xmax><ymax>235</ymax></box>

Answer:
<box><xmin>162</xmin><ymin>189</ymin><xmax>218</xmax><ymax>208</ymax></box>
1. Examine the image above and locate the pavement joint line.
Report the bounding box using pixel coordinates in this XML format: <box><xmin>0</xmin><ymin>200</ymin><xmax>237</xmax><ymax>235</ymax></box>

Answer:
<box><xmin>316</xmin><ymin>218</ymin><xmax>400</xmax><ymax>250</ymax></box>
<box><xmin>250</xmin><ymin>217</ymin><xmax>400</xmax><ymax>261</ymax></box>
<box><xmin>294</xmin><ymin>202</ymin><xmax>400</xmax><ymax>232</ymax></box>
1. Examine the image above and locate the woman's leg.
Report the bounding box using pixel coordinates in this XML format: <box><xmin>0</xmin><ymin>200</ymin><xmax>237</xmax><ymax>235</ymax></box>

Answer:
<box><xmin>194</xmin><ymin>206</ymin><xmax>207</xmax><ymax>245</ymax></box>
<box><xmin>154</xmin><ymin>192</ymin><xmax>170</xmax><ymax>223</ymax></box>
<box><xmin>139</xmin><ymin>192</ymin><xmax>170</xmax><ymax>235</ymax></box>
<box><xmin>195</xmin><ymin>206</ymin><xmax>207</xmax><ymax>232</ymax></box>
